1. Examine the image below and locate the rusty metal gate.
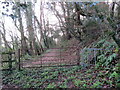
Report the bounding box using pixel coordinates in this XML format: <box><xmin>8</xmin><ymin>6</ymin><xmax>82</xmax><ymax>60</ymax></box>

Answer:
<box><xmin>22</xmin><ymin>47</ymin><xmax>80</xmax><ymax>68</ymax></box>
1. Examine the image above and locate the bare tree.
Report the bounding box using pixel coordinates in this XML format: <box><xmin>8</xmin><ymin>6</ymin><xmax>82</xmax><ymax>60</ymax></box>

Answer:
<box><xmin>0</xmin><ymin>21</ymin><xmax>11</xmax><ymax>49</ymax></box>
<box><xmin>24</xmin><ymin>2</ymin><xmax>37</xmax><ymax>55</ymax></box>
<box><xmin>15</xmin><ymin>2</ymin><xmax>29</xmax><ymax>55</ymax></box>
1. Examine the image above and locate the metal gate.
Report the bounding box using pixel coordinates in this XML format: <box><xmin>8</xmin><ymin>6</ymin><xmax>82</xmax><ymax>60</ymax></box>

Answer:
<box><xmin>22</xmin><ymin>47</ymin><xmax>80</xmax><ymax>68</ymax></box>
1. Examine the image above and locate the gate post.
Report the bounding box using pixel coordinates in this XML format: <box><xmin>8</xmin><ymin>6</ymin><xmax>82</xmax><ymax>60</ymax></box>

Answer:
<box><xmin>77</xmin><ymin>48</ymin><xmax>80</xmax><ymax>65</ymax></box>
<box><xmin>8</xmin><ymin>53</ymin><xmax>12</xmax><ymax>71</ymax></box>
<box><xmin>18</xmin><ymin>49</ymin><xmax>21</xmax><ymax>71</ymax></box>
<box><xmin>41</xmin><ymin>56</ymin><xmax>42</xmax><ymax>67</ymax></box>
<box><xmin>93</xmin><ymin>49</ymin><xmax>97</xmax><ymax>66</ymax></box>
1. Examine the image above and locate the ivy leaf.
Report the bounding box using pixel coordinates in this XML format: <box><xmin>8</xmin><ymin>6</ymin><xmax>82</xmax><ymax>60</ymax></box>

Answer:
<box><xmin>110</xmin><ymin>71</ymin><xmax>119</xmax><ymax>79</ymax></box>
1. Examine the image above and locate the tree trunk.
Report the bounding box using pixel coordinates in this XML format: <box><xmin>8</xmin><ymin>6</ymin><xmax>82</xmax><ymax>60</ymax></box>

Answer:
<box><xmin>0</xmin><ymin>33</ymin><xmax>1</xmax><ymax>47</ymax></box>
<box><xmin>61</xmin><ymin>2</ymin><xmax>72</xmax><ymax>40</ymax></box>
<box><xmin>16</xmin><ymin>2</ymin><xmax>29</xmax><ymax>55</ymax></box>
<box><xmin>34</xmin><ymin>16</ymin><xmax>44</xmax><ymax>53</ymax></box>
<box><xmin>0</xmin><ymin>22</ymin><xmax>11</xmax><ymax>49</ymax></box>
<box><xmin>110</xmin><ymin>2</ymin><xmax>115</xmax><ymax>18</ymax></box>
<box><xmin>74</xmin><ymin>2</ymin><xmax>82</xmax><ymax>25</ymax></box>
<box><xmin>25</xmin><ymin>2</ymin><xmax>36</xmax><ymax>55</ymax></box>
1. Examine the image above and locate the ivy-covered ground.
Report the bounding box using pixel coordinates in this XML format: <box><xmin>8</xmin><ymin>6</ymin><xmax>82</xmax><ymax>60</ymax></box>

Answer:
<box><xmin>2</xmin><ymin>38</ymin><xmax>120</xmax><ymax>88</ymax></box>
<box><xmin>2</xmin><ymin>63</ymin><xmax>120</xmax><ymax>88</ymax></box>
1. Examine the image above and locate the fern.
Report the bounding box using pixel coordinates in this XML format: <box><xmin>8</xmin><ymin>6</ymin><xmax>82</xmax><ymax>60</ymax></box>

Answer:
<box><xmin>81</xmin><ymin>38</ymin><xmax>117</xmax><ymax>67</ymax></box>
<box><xmin>95</xmin><ymin>39</ymin><xmax>106</xmax><ymax>47</ymax></box>
<box><xmin>104</xmin><ymin>53</ymin><xmax>117</xmax><ymax>66</ymax></box>
<box><xmin>94</xmin><ymin>38</ymin><xmax>118</xmax><ymax>67</ymax></box>
<box><xmin>110</xmin><ymin>71</ymin><xmax>119</xmax><ymax>79</ymax></box>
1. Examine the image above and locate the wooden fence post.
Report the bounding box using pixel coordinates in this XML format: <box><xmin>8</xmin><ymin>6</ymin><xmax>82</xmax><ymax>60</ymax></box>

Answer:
<box><xmin>77</xmin><ymin>48</ymin><xmax>80</xmax><ymax>65</ymax></box>
<box><xmin>8</xmin><ymin>53</ymin><xmax>12</xmax><ymax>71</ymax></box>
<box><xmin>41</xmin><ymin>55</ymin><xmax>42</xmax><ymax>68</ymax></box>
<box><xmin>18</xmin><ymin>49</ymin><xmax>21</xmax><ymax>71</ymax></box>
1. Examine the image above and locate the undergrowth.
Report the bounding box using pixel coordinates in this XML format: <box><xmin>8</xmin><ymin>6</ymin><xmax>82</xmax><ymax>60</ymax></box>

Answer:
<box><xmin>2</xmin><ymin>38</ymin><xmax>120</xmax><ymax>88</ymax></box>
<box><xmin>2</xmin><ymin>64</ymin><xmax>120</xmax><ymax>88</ymax></box>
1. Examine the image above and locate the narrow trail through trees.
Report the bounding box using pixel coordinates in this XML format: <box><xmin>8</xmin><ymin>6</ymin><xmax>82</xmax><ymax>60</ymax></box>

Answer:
<box><xmin>23</xmin><ymin>48</ymin><xmax>78</xmax><ymax>67</ymax></box>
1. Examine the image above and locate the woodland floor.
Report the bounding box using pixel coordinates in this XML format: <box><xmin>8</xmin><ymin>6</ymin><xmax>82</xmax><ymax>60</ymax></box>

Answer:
<box><xmin>2</xmin><ymin>48</ymin><xmax>119</xmax><ymax>88</ymax></box>
<box><xmin>2</xmin><ymin>64</ymin><xmax>115</xmax><ymax>88</ymax></box>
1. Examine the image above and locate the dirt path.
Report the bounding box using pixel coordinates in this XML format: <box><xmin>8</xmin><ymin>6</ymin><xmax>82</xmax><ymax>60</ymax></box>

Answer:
<box><xmin>23</xmin><ymin>48</ymin><xmax>78</xmax><ymax>67</ymax></box>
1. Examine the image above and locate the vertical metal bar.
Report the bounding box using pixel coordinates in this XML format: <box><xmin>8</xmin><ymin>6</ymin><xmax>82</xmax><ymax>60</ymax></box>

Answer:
<box><xmin>93</xmin><ymin>49</ymin><xmax>96</xmax><ymax>66</ymax></box>
<box><xmin>87</xmin><ymin>49</ymin><xmax>89</xmax><ymax>65</ymax></box>
<box><xmin>41</xmin><ymin>53</ymin><xmax>42</xmax><ymax>67</ymax></box>
<box><xmin>60</xmin><ymin>48</ymin><xmax>61</xmax><ymax>66</ymax></box>
<box><xmin>77</xmin><ymin>48</ymin><xmax>80</xmax><ymax>65</ymax></box>
<box><xmin>80</xmin><ymin>49</ymin><xmax>84</xmax><ymax>66</ymax></box>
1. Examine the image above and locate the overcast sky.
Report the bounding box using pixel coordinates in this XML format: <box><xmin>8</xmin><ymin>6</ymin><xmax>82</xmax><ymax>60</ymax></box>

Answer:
<box><xmin>0</xmin><ymin>0</ymin><xmax>59</xmax><ymax>42</ymax></box>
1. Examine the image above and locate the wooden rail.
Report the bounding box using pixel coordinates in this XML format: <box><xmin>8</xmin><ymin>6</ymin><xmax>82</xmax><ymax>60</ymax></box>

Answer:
<box><xmin>1</xmin><ymin>49</ymin><xmax>21</xmax><ymax>71</ymax></box>
<box><xmin>1</xmin><ymin>52</ymin><xmax>15</xmax><ymax>71</ymax></box>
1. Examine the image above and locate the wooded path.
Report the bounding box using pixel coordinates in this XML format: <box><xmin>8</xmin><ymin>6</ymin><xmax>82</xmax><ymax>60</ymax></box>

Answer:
<box><xmin>23</xmin><ymin>49</ymin><xmax>78</xmax><ymax>67</ymax></box>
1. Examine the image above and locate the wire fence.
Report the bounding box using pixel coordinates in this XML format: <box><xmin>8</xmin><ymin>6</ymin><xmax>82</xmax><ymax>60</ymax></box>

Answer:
<box><xmin>1</xmin><ymin>47</ymin><xmax>118</xmax><ymax>70</ymax></box>
<box><xmin>80</xmin><ymin>47</ymin><xmax>117</xmax><ymax>67</ymax></box>
<box><xmin>80</xmin><ymin>48</ymin><xmax>102</xmax><ymax>67</ymax></box>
